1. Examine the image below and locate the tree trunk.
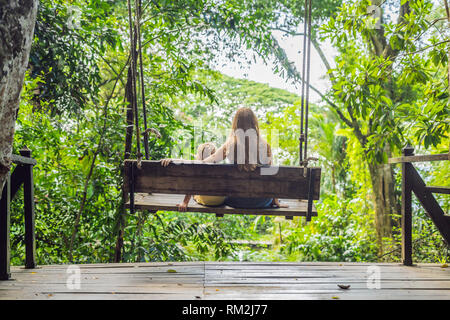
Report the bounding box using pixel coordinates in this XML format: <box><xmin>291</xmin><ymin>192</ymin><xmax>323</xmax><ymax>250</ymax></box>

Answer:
<box><xmin>0</xmin><ymin>1</ymin><xmax>38</xmax><ymax>194</ymax></box>
<box><xmin>368</xmin><ymin>160</ymin><xmax>396</xmax><ymax>256</ymax></box>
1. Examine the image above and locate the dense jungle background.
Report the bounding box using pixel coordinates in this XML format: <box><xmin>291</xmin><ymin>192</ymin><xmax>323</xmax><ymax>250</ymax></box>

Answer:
<box><xmin>8</xmin><ymin>0</ymin><xmax>449</xmax><ymax>265</ymax></box>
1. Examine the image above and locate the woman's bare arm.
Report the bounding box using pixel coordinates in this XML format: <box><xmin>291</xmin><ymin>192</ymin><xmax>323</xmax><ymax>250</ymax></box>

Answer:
<box><xmin>160</xmin><ymin>158</ymin><xmax>203</xmax><ymax>167</ymax></box>
<box><xmin>202</xmin><ymin>142</ymin><xmax>227</xmax><ymax>163</ymax></box>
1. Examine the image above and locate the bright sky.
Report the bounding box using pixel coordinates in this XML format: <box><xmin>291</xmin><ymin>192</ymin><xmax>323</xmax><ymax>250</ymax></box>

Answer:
<box><xmin>212</xmin><ymin>30</ymin><xmax>336</xmax><ymax>104</ymax></box>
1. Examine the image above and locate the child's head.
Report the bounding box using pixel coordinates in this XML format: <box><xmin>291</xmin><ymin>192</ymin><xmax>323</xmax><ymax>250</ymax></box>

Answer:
<box><xmin>196</xmin><ymin>142</ymin><xmax>216</xmax><ymax>160</ymax></box>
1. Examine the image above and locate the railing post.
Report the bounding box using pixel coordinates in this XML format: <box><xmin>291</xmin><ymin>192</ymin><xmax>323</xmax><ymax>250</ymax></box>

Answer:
<box><xmin>0</xmin><ymin>172</ymin><xmax>11</xmax><ymax>280</ymax></box>
<box><xmin>20</xmin><ymin>148</ymin><xmax>36</xmax><ymax>269</ymax></box>
<box><xmin>306</xmin><ymin>167</ymin><xmax>315</xmax><ymax>222</ymax></box>
<box><xmin>401</xmin><ymin>146</ymin><xmax>414</xmax><ymax>266</ymax></box>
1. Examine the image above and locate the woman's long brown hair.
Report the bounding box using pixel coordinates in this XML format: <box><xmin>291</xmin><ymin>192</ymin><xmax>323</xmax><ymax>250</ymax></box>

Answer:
<box><xmin>227</xmin><ymin>107</ymin><xmax>269</xmax><ymax>171</ymax></box>
<box><xmin>231</xmin><ymin>107</ymin><xmax>260</xmax><ymax>134</ymax></box>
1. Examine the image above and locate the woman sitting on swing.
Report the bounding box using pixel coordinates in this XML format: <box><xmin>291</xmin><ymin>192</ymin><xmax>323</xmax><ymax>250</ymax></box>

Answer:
<box><xmin>161</xmin><ymin>107</ymin><xmax>287</xmax><ymax>211</ymax></box>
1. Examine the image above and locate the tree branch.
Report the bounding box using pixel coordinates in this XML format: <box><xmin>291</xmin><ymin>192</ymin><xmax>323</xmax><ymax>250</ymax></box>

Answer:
<box><xmin>268</xmin><ymin>33</ymin><xmax>354</xmax><ymax>128</ymax></box>
<box><xmin>311</xmin><ymin>37</ymin><xmax>332</xmax><ymax>73</ymax></box>
<box><xmin>270</xmin><ymin>27</ymin><xmax>333</xmax><ymax>73</ymax></box>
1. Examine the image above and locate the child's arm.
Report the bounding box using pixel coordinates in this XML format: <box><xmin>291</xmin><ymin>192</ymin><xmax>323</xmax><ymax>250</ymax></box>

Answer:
<box><xmin>177</xmin><ymin>194</ymin><xmax>191</xmax><ymax>212</ymax></box>
<box><xmin>162</xmin><ymin>140</ymin><xmax>228</xmax><ymax>167</ymax></box>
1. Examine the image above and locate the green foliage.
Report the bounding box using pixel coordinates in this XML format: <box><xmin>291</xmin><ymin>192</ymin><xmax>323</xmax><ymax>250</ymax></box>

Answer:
<box><xmin>137</xmin><ymin>212</ymin><xmax>233</xmax><ymax>261</ymax></box>
<box><xmin>319</xmin><ymin>0</ymin><xmax>449</xmax><ymax>161</ymax></box>
<box><xmin>282</xmin><ymin>195</ymin><xmax>378</xmax><ymax>262</ymax></box>
<box><xmin>30</xmin><ymin>0</ymin><xmax>119</xmax><ymax>115</ymax></box>
<box><xmin>13</xmin><ymin>71</ymin><xmax>122</xmax><ymax>264</ymax></box>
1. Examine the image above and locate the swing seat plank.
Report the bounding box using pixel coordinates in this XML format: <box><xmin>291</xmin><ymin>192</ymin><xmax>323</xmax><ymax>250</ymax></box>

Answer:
<box><xmin>124</xmin><ymin>160</ymin><xmax>321</xmax><ymax>199</ymax></box>
<box><xmin>123</xmin><ymin>160</ymin><xmax>321</xmax><ymax>217</ymax></box>
<box><xmin>125</xmin><ymin>193</ymin><xmax>317</xmax><ymax>217</ymax></box>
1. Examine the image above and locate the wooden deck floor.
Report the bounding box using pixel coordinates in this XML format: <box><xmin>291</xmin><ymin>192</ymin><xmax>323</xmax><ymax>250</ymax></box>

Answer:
<box><xmin>1</xmin><ymin>262</ymin><xmax>449</xmax><ymax>300</ymax></box>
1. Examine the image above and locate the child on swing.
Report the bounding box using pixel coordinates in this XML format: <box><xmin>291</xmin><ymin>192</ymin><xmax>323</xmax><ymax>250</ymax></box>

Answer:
<box><xmin>175</xmin><ymin>142</ymin><xmax>226</xmax><ymax>211</ymax></box>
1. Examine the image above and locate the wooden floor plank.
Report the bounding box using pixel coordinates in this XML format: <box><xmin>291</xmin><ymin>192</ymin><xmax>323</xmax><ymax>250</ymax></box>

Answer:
<box><xmin>1</xmin><ymin>262</ymin><xmax>449</xmax><ymax>300</ymax></box>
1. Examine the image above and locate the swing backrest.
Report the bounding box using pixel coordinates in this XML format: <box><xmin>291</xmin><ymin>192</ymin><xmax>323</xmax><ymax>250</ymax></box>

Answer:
<box><xmin>123</xmin><ymin>160</ymin><xmax>321</xmax><ymax>200</ymax></box>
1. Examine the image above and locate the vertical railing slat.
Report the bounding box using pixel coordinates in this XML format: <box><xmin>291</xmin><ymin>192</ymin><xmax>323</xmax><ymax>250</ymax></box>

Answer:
<box><xmin>0</xmin><ymin>172</ymin><xmax>11</xmax><ymax>280</ymax></box>
<box><xmin>20</xmin><ymin>148</ymin><xmax>36</xmax><ymax>269</ymax></box>
<box><xmin>401</xmin><ymin>146</ymin><xmax>414</xmax><ymax>266</ymax></box>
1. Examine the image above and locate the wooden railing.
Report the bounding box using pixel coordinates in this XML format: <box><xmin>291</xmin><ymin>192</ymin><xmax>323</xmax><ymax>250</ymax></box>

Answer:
<box><xmin>0</xmin><ymin>148</ymin><xmax>37</xmax><ymax>280</ymax></box>
<box><xmin>389</xmin><ymin>146</ymin><xmax>450</xmax><ymax>266</ymax></box>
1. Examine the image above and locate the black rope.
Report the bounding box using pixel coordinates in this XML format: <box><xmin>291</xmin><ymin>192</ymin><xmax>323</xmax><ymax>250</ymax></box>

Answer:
<box><xmin>299</xmin><ymin>0</ymin><xmax>312</xmax><ymax>167</ymax></box>
<box><xmin>136</xmin><ymin>0</ymin><xmax>150</xmax><ymax>160</ymax></box>
<box><xmin>304</xmin><ymin>0</ymin><xmax>313</xmax><ymax>163</ymax></box>
<box><xmin>127</xmin><ymin>0</ymin><xmax>142</xmax><ymax>164</ymax></box>
<box><xmin>299</xmin><ymin>0</ymin><xmax>308</xmax><ymax>165</ymax></box>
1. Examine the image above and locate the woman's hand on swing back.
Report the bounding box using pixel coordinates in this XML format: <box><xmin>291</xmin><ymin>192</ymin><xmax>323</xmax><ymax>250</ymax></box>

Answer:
<box><xmin>160</xmin><ymin>158</ymin><xmax>172</xmax><ymax>167</ymax></box>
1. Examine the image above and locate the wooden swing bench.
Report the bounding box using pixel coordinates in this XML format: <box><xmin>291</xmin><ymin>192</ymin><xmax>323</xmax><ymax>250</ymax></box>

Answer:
<box><xmin>121</xmin><ymin>0</ymin><xmax>321</xmax><ymax>222</ymax></box>
<box><xmin>124</xmin><ymin>160</ymin><xmax>321</xmax><ymax>220</ymax></box>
